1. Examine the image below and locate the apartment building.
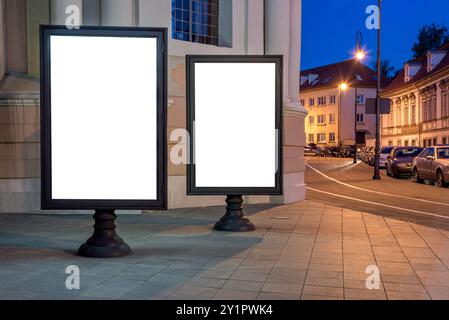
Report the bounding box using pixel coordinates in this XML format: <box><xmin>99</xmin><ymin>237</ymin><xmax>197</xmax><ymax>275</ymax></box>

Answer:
<box><xmin>300</xmin><ymin>59</ymin><xmax>378</xmax><ymax>147</ymax></box>
<box><xmin>381</xmin><ymin>43</ymin><xmax>449</xmax><ymax>148</ymax></box>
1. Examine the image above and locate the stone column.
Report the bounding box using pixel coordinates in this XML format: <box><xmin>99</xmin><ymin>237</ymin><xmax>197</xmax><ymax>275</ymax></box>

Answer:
<box><xmin>26</xmin><ymin>0</ymin><xmax>50</xmax><ymax>78</ymax></box>
<box><xmin>0</xmin><ymin>0</ymin><xmax>6</xmax><ymax>79</ymax></box>
<box><xmin>265</xmin><ymin>0</ymin><xmax>307</xmax><ymax>204</ymax></box>
<box><xmin>50</xmin><ymin>0</ymin><xmax>82</xmax><ymax>25</ymax></box>
<box><xmin>101</xmin><ymin>0</ymin><xmax>138</xmax><ymax>26</ymax></box>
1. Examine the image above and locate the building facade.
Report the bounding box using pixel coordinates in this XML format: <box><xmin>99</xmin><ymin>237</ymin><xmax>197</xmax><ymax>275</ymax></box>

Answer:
<box><xmin>0</xmin><ymin>0</ymin><xmax>306</xmax><ymax>213</ymax></box>
<box><xmin>300</xmin><ymin>60</ymin><xmax>378</xmax><ymax>148</ymax></box>
<box><xmin>381</xmin><ymin>44</ymin><xmax>449</xmax><ymax>148</ymax></box>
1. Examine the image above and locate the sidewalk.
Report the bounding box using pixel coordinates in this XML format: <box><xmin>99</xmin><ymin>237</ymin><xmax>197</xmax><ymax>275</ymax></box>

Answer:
<box><xmin>1</xmin><ymin>200</ymin><xmax>449</xmax><ymax>300</ymax></box>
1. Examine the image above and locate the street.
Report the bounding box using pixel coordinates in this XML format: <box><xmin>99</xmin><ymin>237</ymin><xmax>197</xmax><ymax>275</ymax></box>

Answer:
<box><xmin>306</xmin><ymin>157</ymin><xmax>449</xmax><ymax>229</ymax></box>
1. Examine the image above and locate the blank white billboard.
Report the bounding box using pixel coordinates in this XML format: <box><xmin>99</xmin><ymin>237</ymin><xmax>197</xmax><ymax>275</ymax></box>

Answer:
<box><xmin>50</xmin><ymin>35</ymin><xmax>158</xmax><ymax>200</ymax></box>
<box><xmin>193</xmin><ymin>62</ymin><xmax>278</xmax><ymax>189</ymax></box>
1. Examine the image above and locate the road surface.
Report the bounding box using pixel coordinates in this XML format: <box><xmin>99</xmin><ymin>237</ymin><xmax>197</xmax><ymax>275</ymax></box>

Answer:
<box><xmin>305</xmin><ymin>157</ymin><xmax>449</xmax><ymax>229</ymax></box>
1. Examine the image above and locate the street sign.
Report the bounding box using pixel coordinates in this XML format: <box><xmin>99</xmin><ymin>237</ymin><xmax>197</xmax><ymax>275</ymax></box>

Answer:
<box><xmin>365</xmin><ymin>98</ymin><xmax>391</xmax><ymax>114</ymax></box>
<box><xmin>40</xmin><ymin>26</ymin><xmax>167</xmax><ymax>210</ymax></box>
<box><xmin>186</xmin><ymin>56</ymin><xmax>283</xmax><ymax>196</ymax></box>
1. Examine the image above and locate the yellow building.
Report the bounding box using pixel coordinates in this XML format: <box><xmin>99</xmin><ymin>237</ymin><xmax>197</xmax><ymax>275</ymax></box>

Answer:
<box><xmin>300</xmin><ymin>60</ymin><xmax>378</xmax><ymax>148</ymax></box>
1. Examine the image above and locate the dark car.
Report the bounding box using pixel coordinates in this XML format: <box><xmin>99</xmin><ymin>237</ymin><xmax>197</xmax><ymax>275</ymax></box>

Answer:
<box><xmin>386</xmin><ymin>146</ymin><xmax>424</xmax><ymax>178</ymax></box>
<box><xmin>304</xmin><ymin>143</ymin><xmax>321</xmax><ymax>157</ymax></box>
<box><xmin>320</xmin><ymin>147</ymin><xmax>340</xmax><ymax>157</ymax></box>
<box><xmin>339</xmin><ymin>145</ymin><xmax>355</xmax><ymax>158</ymax></box>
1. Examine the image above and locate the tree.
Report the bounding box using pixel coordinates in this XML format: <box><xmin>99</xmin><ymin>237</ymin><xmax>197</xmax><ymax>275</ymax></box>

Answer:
<box><xmin>373</xmin><ymin>60</ymin><xmax>398</xmax><ymax>80</ymax></box>
<box><xmin>412</xmin><ymin>23</ymin><xmax>449</xmax><ymax>58</ymax></box>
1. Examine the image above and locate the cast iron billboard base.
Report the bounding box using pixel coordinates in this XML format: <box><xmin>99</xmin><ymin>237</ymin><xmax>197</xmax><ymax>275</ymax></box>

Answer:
<box><xmin>78</xmin><ymin>209</ymin><xmax>131</xmax><ymax>258</ymax></box>
<box><xmin>213</xmin><ymin>195</ymin><xmax>255</xmax><ymax>232</ymax></box>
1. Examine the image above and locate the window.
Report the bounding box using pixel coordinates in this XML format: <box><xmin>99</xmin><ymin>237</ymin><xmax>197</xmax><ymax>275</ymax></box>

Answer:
<box><xmin>357</xmin><ymin>95</ymin><xmax>365</xmax><ymax>104</ymax></box>
<box><xmin>308</xmin><ymin>134</ymin><xmax>315</xmax><ymax>143</ymax></box>
<box><xmin>397</xmin><ymin>105</ymin><xmax>402</xmax><ymax>126</ymax></box>
<box><xmin>428</xmin><ymin>139</ymin><xmax>432</xmax><ymax>147</ymax></box>
<box><xmin>403</xmin><ymin>106</ymin><xmax>409</xmax><ymax>126</ymax></box>
<box><xmin>433</xmin><ymin>137</ymin><xmax>438</xmax><ymax>146</ymax></box>
<box><xmin>308</xmin><ymin>116</ymin><xmax>315</xmax><ymax>125</ymax></box>
<box><xmin>317</xmin><ymin>114</ymin><xmax>326</xmax><ymax>125</ymax></box>
<box><xmin>404</xmin><ymin>140</ymin><xmax>409</xmax><ymax>147</ymax></box>
<box><xmin>309</xmin><ymin>98</ymin><xmax>315</xmax><ymax>107</ymax></box>
<box><xmin>330</xmin><ymin>95</ymin><xmax>336</xmax><ymax>104</ymax></box>
<box><xmin>443</xmin><ymin>136</ymin><xmax>448</xmax><ymax>145</ymax></box>
<box><xmin>437</xmin><ymin>147</ymin><xmax>449</xmax><ymax>159</ymax></box>
<box><xmin>397</xmin><ymin>140</ymin><xmax>402</xmax><ymax>146</ymax></box>
<box><xmin>422</xmin><ymin>97</ymin><xmax>428</xmax><ymax>121</ymax></box>
<box><xmin>329</xmin><ymin>113</ymin><xmax>336</xmax><ymax>123</ymax></box>
<box><xmin>388</xmin><ymin>141</ymin><xmax>393</xmax><ymax>147</ymax></box>
<box><xmin>172</xmin><ymin>0</ymin><xmax>219</xmax><ymax>46</ymax></box>
<box><xmin>329</xmin><ymin>133</ymin><xmax>336</xmax><ymax>143</ymax></box>
<box><xmin>317</xmin><ymin>133</ymin><xmax>326</xmax><ymax>143</ymax></box>
<box><xmin>412</xmin><ymin>139</ymin><xmax>417</xmax><ymax>146</ymax></box>
<box><xmin>300</xmin><ymin>99</ymin><xmax>305</xmax><ymax>108</ymax></box>
<box><xmin>318</xmin><ymin>96</ymin><xmax>327</xmax><ymax>105</ymax></box>
<box><xmin>442</xmin><ymin>91</ymin><xmax>448</xmax><ymax>118</ymax></box>
<box><xmin>411</xmin><ymin>103</ymin><xmax>416</xmax><ymax>125</ymax></box>
<box><xmin>356</xmin><ymin>113</ymin><xmax>364</xmax><ymax>123</ymax></box>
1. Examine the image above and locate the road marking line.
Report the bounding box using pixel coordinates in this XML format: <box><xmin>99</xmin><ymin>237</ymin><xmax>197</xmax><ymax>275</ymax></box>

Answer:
<box><xmin>306</xmin><ymin>162</ymin><xmax>449</xmax><ymax>207</ymax></box>
<box><xmin>307</xmin><ymin>187</ymin><xmax>449</xmax><ymax>220</ymax></box>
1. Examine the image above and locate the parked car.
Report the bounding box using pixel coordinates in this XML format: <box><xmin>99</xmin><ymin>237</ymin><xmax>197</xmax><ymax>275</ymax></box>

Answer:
<box><xmin>386</xmin><ymin>146</ymin><xmax>424</xmax><ymax>178</ymax></box>
<box><xmin>304</xmin><ymin>143</ymin><xmax>321</xmax><ymax>157</ymax></box>
<box><xmin>320</xmin><ymin>147</ymin><xmax>340</xmax><ymax>157</ymax></box>
<box><xmin>412</xmin><ymin>145</ymin><xmax>449</xmax><ymax>187</ymax></box>
<box><xmin>379</xmin><ymin>146</ymin><xmax>394</xmax><ymax>168</ymax></box>
<box><xmin>339</xmin><ymin>145</ymin><xmax>355</xmax><ymax>158</ymax></box>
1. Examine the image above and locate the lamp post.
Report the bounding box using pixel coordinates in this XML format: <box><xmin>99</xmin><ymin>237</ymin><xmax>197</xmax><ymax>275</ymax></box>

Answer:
<box><xmin>338</xmin><ymin>83</ymin><xmax>348</xmax><ymax>148</ymax></box>
<box><xmin>373</xmin><ymin>0</ymin><xmax>382</xmax><ymax>180</ymax></box>
<box><xmin>353</xmin><ymin>31</ymin><xmax>365</xmax><ymax>164</ymax></box>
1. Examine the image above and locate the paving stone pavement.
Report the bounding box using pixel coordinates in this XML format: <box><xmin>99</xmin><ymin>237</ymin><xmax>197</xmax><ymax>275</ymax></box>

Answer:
<box><xmin>1</xmin><ymin>200</ymin><xmax>449</xmax><ymax>300</ymax></box>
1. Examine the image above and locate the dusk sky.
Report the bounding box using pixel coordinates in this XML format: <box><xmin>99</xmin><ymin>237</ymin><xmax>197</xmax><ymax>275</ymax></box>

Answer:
<box><xmin>301</xmin><ymin>0</ymin><xmax>449</xmax><ymax>71</ymax></box>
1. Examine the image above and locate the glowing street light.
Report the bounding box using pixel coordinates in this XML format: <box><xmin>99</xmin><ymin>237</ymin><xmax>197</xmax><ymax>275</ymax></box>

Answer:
<box><xmin>355</xmin><ymin>50</ymin><xmax>366</xmax><ymax>61</ymax></box>
<box><xmin>340</xmin><ymin>82</ymin><xmax>348</xmax><ymax>91</ymax></box>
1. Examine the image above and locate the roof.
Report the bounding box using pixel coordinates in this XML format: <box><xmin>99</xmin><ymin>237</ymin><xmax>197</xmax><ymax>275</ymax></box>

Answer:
<box><xmin>382</xmin><ymin>42</ymin><xmax>449</xmax><ymax>95</ymax></box>
<box><xmin>300</xmin><ymin>59</ymin><xmax>379</xmax><ymax>91</ymax></box>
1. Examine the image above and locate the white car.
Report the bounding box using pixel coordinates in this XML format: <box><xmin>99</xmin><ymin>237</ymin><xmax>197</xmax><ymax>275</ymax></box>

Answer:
<box><xmin>379</xmin><ymin>147</ymin><xmax>394</xmax><ymax>168</ymax></box>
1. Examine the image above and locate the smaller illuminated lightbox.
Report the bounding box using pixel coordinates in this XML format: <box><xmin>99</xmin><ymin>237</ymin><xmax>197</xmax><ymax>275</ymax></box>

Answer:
<box><xmin>186</xmin><ymin>55</ymin><xmax>283</xmax><ymax>196</ymax></box>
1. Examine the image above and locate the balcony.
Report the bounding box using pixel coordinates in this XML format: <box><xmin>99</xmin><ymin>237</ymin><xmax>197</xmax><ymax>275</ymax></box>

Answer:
<box><xmin>421</xmin><ymin>117</ymin><xmax>449</xmax><ymax>132</ymax></box>
<box><xmin>382</xmin><ymin>124</ymin><xmax>420</xmax><ymax>137</ymax></box>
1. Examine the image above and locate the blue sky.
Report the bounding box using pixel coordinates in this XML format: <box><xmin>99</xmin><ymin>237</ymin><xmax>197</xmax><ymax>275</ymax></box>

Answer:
<box><xmin>301</xmin><ymin>0</ymin><xmax>449</xmax><ymax>71</ymax></box>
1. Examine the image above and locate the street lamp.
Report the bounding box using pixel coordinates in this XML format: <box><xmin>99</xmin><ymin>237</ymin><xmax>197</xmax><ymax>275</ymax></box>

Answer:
<box><xmin>338</xmin><ymin>82</ymin><xmax>348</xmax><ymax>148</ymax></box>
<box><xmin>353</xmin><ymin>31</ymin><xmax>365</xmax><ymax>164</ymax></box>
<box><xmin>373</xmin><ymin>0</ymin><xmax>382</xmax><ymax>180</ymax></box>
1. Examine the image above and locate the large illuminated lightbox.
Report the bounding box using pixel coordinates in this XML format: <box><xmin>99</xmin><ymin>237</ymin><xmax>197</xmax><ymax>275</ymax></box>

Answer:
<box><xmin>40</xmin><ymin>26</ymin><xmax>167</xmax><ymax>257</ymax></box>
<box><xmin>186</xmin><ymin>56</ymin><xmax>283</xmax><ymax>232</ymax></box>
